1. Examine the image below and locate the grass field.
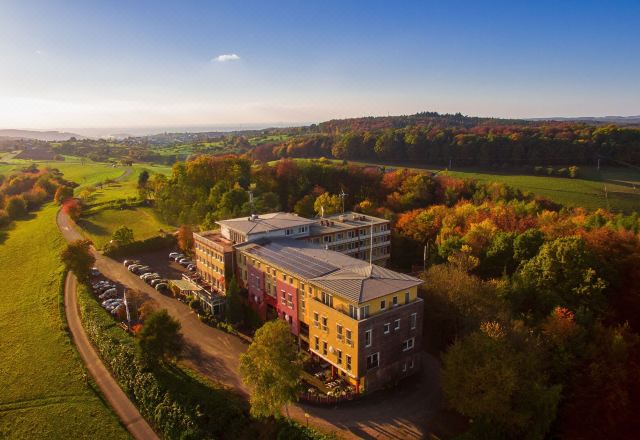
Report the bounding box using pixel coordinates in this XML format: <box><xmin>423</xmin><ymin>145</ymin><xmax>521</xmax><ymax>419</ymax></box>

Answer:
<box><xmin>78</xmin><ymin>206</ymin><xmax>174</xmax><ymax>248</ymax></box>
<box><xmin>0</xmin><ymin>204</ymin><xmax>129</xmax><ymax>439</ymax></box>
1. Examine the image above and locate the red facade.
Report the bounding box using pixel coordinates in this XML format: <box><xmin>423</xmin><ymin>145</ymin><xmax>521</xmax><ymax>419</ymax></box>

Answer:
<box><xmin>276</xmin><ymin>279</ymin><xmax>299</xmax><ymax>336</ymax></box>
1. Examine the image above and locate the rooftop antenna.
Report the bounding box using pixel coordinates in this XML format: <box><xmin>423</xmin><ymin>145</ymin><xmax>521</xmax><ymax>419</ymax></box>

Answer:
<box><xmin>339</xmin><ymin>189</ymin><xmax>348</xmax><ymax>214</ymax></box>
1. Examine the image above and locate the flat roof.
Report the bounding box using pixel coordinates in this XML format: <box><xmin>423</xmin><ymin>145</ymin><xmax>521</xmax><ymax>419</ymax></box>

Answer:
<box><xmin>236</xmin><ymin>238</ymin><xmax>421</xmax><ymax>303</ymax></box>
<box><xmin>216</xmin><ymin>212</ymin><xmax>316</xmax><ymax>236</ymax></box>
<box><xmin>309</xmin><ymin>211</ymin><xmax>389</xmax><ymax>235</ymax></box>
<box><xmin>194</xmin><ymin>230</ymin><xmax>234</xmax><ymax>251</ymax></box>
<box><xmin>170</xmin><ymin>279</ymin><xmax>201</xmax><ymax>291</ymax></box>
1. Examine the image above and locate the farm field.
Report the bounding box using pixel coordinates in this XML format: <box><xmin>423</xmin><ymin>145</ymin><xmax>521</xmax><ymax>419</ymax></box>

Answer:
<box><xmin>273</xmin><ymin>158</ymin><xmax>640</xmax><ymax>212</ymax></box>
<box><xmin>0</xmin><ymin>204</ymin><xmax>129</xmax><ymax>439</ymax></box>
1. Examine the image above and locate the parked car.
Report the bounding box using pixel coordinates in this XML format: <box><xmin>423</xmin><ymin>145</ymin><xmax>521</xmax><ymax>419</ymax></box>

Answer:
<box><xmin>135</xmin><ymin>266</ymin><xmax>151</xmax><ymax>274</ymax></box>
<box><xmin>92</xmin><ymin>281</ymin><xmax>110</xmax><ymax>289</ymax></box>
<box><xmin>102</xmin><ymin>298</ymin><xmax>121</xmax><ymax>308</ymax></box>
<box><xmin>99</xmin><ymin>289</ymin><xmax>118</xmax><ymax>300</ymax></box>
<box><xmin>155</xmin><ymin>283</ymin><xmax>169</xmax><ymax>293</ymax></box>
<box><xmin>178</xmin><ymin>259</ymin><xmax>192</xmax><ymax>267</ymax></box>
<box><xmin>140</xmin><ymin>272</ymin><xmax>159</xmax><ymax>280</ymax></box>
<box><xmin>95</xmin><ymin>284</ymin><xmax>116</xmax><ymax>294</ymax></box>
<box><xmin>186</xmin><ymin>264</ymin><xmax>196</xmax><ymax>272</ymax></box>
<box><xmin>150</xmin><ymin>278</ymin><xmax>166</xmax><ymax>287</ymax></box>
<box><xmin>111</xmin><ymin>304</ymin><xmax>125</xmax><ymax>316</ymax></box>
<box><xmin>171</xmin><ymin>253</ymin><xmax>185</xmax><ymax>261</ymax></box>
<box><xmin>123</xmin><ymin>259</ymin><xmax>139</xmax><ymax>267</ymax></box>
<box><xmin>145</xmin><ymin>275</ymin><xmax>161</xmax><ymax>284</ymax></box>
<box><xmin>127</xmin><ymin>264</ymin><xmax>141</xmax><ymax>272</ymax></box>
<box><xmin>169</xmin><ymin>252</ymin><xmax>180</xmax><ymax>260</ymax></box>
<box><xmin>106</xmin><ymin>301</ymin><xmax>122</xmax><ymax>312</ymax></box>
<box><xmin>90</xmin><ymin>267</ymin><xmax>100</xmax><ymax>276</ymax></box>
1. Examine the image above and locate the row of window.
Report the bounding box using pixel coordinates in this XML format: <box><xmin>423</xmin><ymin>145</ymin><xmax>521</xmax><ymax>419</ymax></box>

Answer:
<box><xmin>314</xmin><ymin>337</ymin><xmax>352</xmax><ymax>371</ymax></box>
<box><xmin>379</xmin><ymin>292</ymin><xmax>411</xmax><ymax>311</ymax></box>
<box><xmin>364</xmin><ymin>313</ymin><xmax>418</xmax><ymax>347</ymax></box>
<box><xmin>365</xmin><ymin>346</ymin><xmax>415</xmax><ymax>372</ymax></box>
<box><xmin>195</xmin><ymin>243</ymin><xmax>225</xmax><ymax>261</ymax></box>
<box><xmin>313</xmin><ymin>313</ymin><xmax>354</xmax><ymax>345</ymax></box>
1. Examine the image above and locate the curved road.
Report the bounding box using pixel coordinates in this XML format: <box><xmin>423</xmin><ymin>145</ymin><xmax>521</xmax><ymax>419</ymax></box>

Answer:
<box><xmin>64</xmin><ymin>272</ymin><xmax>159</xmax><ymax>440</ymax></box>
<box><xmin>58</xmin><ymin>206</ymin><xmax>442</xmax><ymax>439</ymax></box>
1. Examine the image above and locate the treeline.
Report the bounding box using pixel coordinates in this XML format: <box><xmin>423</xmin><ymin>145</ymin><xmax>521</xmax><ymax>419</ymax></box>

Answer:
<box><xmin>149</xmin><ymin>156</ymin><xmax>538</xmax><ymax>227</ymax></box>
<box><xmin>0</xmin><ymin>164</ymin><xmax>76</xmax><ymax>227</ymax></box>
<box><xmin>250</xmin><ymin>123</ymin><xmax>640</xmax><ymax>167</ymax></box>
<box><xmin>395</xmin><ymin>198</ymin><xmax>640</xmax><ymax>438</ymax></box>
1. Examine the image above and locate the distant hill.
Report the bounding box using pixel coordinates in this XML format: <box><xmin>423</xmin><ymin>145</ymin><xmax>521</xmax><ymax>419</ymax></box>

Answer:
<box><xmin>528</xmin><ymin>116</ymin><xmax>640</xmax><ymax>126</ymax></box>
<box><xmin>0</xmin><ymin>129</ymin><xmax>84</xmax><ymax>141</ymax></box>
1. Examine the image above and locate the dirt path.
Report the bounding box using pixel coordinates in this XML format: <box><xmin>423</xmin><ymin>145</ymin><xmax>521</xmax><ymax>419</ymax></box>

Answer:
<box><xmin>58</xmin><ymin>208</ymin><xmax>442</xmax><ymax>439</ymax></box>
<box><xmin>64</xmin><ymin>272</ymin><xmax>159</xmax><ymax>440</ymax></box>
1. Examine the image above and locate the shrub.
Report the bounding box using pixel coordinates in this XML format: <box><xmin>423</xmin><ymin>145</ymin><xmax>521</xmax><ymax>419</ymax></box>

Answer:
<box><xmin>5</xmin><ymin>195</ymin><xmax>27</xmax><ymax>219</ymax></box>
<box><xmin>0</xmin><ymin>209</ymin><xmax>10</xmax><ymax>227</ymax></box>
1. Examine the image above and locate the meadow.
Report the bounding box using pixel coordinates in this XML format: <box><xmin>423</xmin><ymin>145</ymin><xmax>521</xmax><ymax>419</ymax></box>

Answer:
<box><xmin>0</xmin><ymin>203</ymin><xmax>129</xmax><ymax>439</ymax></box>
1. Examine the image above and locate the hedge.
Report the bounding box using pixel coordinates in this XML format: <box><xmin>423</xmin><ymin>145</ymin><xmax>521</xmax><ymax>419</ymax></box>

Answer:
<box><xmin>103</xmin><ymin>235</ymin><xmax>176</xmax><ymax>258</ymax></box>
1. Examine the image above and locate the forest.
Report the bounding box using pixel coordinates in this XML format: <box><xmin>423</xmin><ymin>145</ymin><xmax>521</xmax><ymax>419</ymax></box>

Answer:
<box><xmin>143</xmin><ymin>154</ymin><xmax>639</xmax><ymax>439</ymax></box>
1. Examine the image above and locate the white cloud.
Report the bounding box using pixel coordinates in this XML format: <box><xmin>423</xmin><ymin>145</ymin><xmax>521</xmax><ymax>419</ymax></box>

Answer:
<box><xmin>212</xmin><ymin>53</ymin><xmax>240</xmax><ymax>63</ymax></box>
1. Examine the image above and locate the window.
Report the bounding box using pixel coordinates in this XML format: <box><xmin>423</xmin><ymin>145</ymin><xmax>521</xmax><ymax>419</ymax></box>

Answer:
<box><xmin>365</xmin><ymin>329</ymin><xmax>372</xmax><ymax>347</ymax></box>
<box><xmin>300</xmin><ymin>295</ymin><xmax>305</xmax><ymax>310</ymax></box>
<box><xmin>380</xmin><ymin>299</ymin><xmax>386</xmax><ymax>310</ymax></box>
<box><xmin>346</xmin><ymin>355</ymin><xmax>352</xmax><ymax>371</ymax></box>
<box><xmin>313</xmin><ymin>312</ymin><xmax>319</xmax><ymax>327</ymax></box>
<box><xmin>300</xmin><ymin>282</ymin><xmax>305</xmax><ymax>292</ymax></box>
<box><xmin>410</xmin><ymin>313</ymin><xmax>417</xmax><ymax>330</ymax></box>
<box><xmin>289</xmin><ymin>277</ymin><xmax>293</xmax><ymax>284</ymax></box>
<box><xmin>336</xmin><ymin>324</ymin><xmax>343</xmax><ymax>340</ymax></box>
<box><xmin>394</xmin><ymin>319</ymin><xmax>400</xmax><ymax>330</ymax></box>
<box><xmin>287</xmin><ymin>293</ymin><xmax>293</xmax><ymax>308</ymax></box>
<box><xmin>281</xmin><ymin>290</ymin><xmax>287</xmax><ymax>305</ymax></box>
<box><xmin>359</xmin><ymin>305</ymin><xmax>369</xmax><ymax>319</ymax></box>
<box><xmin>405</xmin><ymin>291</ymin><xmax>410</xmax><ymax>304</ymax></box>
<box><xmin>402</xmin><ymin>337</ymin><xmax>415</xmax><ymax>351</ymax></box>
<box><xmin>384</xmin><ymin>323</ymin><xmax>391</xmax><ymax>334</ymax></box>
<box><xmin>314</xmin><ymin>336</ymin><xmax>319</xmax><ymax>351</ymax></box>
<box><xmin>392</xmin><ymin>296</ymin><xmax>398</xmax><ymax>307</ymax></box>
<box><xmin>322</xmin><ymin>341</ymin><xmax>327</xmax><ymax>356</ymax></box>
<box><xmin>366</xmin><ymin>352</ymin><xmax>379</xmax><ymax>370</ymax></box>
<box><xmin>349</xmin><ymin>305</ymin><xmax>357</xmax><ymax>319</ymax></box>
<box><xmin>285</xmin><ymin>228</ymin><xmax>292</xmax><ymax>236</ymax></box>
<box><xmin>321</xmin><ymin>292</ymin><xmax>333</xmax><ymax>307</ymax></box>
<box><xmin>321</xmin><ymin>316</ymin><xmax>328</xmax><ymax>332</ymax></box>
<box><xmin>409</xmin><ymin>358</ymin><xmax>414</xmax><ymax>369</ymax></box>
<box><xmin>336</xmin><ymin>349</ymin><xmax>342</xmax><ymax>365</ymax></box>
<box><xmin>345</xmin><ymin>329</ymin><xmax>352</xmax><ymax>345</ymax></box>
<box><xmin>402</xmin><ymin>362</ymin><xmax>407</xmax><ymax>372</ymax></box>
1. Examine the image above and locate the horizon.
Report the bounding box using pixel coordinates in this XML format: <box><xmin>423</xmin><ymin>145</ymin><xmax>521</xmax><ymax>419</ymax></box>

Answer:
<box><xmin>1</xmin><ymin>0</ymin><xmax>639</xmax><ymax>129</ymax></box>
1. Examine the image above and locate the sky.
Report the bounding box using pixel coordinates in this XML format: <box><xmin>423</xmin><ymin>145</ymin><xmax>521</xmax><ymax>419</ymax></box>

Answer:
<box><xmin>0</xmin><ymin>0</ymin><xmax>639</xmax><ymax>132</ymax></box>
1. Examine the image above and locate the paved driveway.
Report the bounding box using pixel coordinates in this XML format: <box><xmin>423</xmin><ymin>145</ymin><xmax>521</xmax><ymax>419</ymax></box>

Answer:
<box><xmin>58</xmin><ymin>209</ymin><xmax>443</xmax><ymax>439</ymax></box>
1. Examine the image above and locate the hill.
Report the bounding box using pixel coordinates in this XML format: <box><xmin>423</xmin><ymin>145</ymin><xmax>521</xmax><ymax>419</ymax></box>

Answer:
<box><xmin>0</xmin><ymin>129</ymin><xmax>84</xmax><ymax>141</ymax></box>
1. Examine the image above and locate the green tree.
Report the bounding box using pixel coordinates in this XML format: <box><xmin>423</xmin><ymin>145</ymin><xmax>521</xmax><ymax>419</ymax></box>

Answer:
<box><xmin>112</xmin><ymin>225</ymin><xmax>134</xmax><ymax>246</ymax></box>
<box><xmin>61</xmin><ymin>239</ymin><xmax>95</xmax><ymax>282</ymax></box>
<box><xmin>513</xmin><ymin>228</ymin><xmax>544</xmax><ymax>263</ymax></box>
<box><xmin>5</xmin><ymin>195</ymin><xmax>27</xmax><ymax>219</ymax></box>
<box><xmin>442</xmin><ymin>323</ymin><xmax>561</xmax><ymax>439</ymax></box>
<box><xmin>137</xmin><ymin>170</ymin><xmax>150</xmax><ymax>198</ymax></box>
<box><xmin>239</xmin><ymin>320</ymin><xmax>303</xmax><ymax>418</ymax></box>
<box><xmin>293</xmin><ymin>194</ymin><xmax>315</xmax><ymax>218</ymax></box>
<box><xmin>225</xmin><ymin>277</ymin><xmax>244</xmax><ymax>325</ymax></box>
<box><xmin>313</xmin><ymin>192</ymin><xmax>342</xmax><ymax>216</ymax></box>
<box><xmin>138</xmin><ymin>309</ymin><xmax>183</xmax><ymax>367</ymax></box>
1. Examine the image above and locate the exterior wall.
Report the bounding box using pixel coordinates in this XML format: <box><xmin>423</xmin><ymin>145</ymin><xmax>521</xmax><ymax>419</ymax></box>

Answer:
<box><xmin>357</xmin><ymin>299</ymin><xmax>423</xmax><ymax>393</ymax></box>
<box><xmin>247</xmin><ymin>265</ymin><xmax>266</xmax><ymax>319</ymax></box>
<box><xmin>361</xmin><ymin>286</ymin><xmax>419</xmax><ymax>316</ymax></box>
<box><xmin>194</xmin><ymin>235</ymin><xmax>232</xmax><ymax>294</ymax></box>
<box><xmin>307</xmin><ymin>297</ymin><xmax>360</xmax><ymax>380</ymax></box>
<box><xmin>276</xmin><ymin>279</ymin><xmax>299</xmax><ymax>336</ymax></box>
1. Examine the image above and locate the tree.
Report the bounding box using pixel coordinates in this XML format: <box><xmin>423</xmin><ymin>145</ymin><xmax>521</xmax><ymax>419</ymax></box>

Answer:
<box><xmin>313</xmin><ymin>192</ymin><xmax>342</xmax><ymax>216</ymax></box>
<box><xmin>239</xmin><ymin>320</ymin><xmax>303</xmax><ymax>419</ymax></box>
<box><xmin>293</xmin><ymin>194</ymin><xmax>315</xmax><ymax>218</ymax></box>
<box><xmin>5</xmin><ymin>195</ymin><xmax>27</xmax><ymax>219</ymax></box>
<box><xmin>177</xmin><ymin>225</ymin><xmax>194</xmax><ymax>255</ymax></box>
<box><xmin>112</xmin><ymin>225</ymin><xmax>134</xmax><ymax>246</ymax></box>
<box><xmin>137</xmin><ymin>170</ymin><xmax>150</xmax><ymax>199</ymax></box>
<box><xmin>513</xmin><ymin>228</ymin><xmax>544</xmax><ymax>263</ymax></box>
<box><xmin>137</xmin><ymin>309</ymin><xmax>183</xmax><ymax>367</ymax></box>
<box><xmin>54</xmin><ymin>185</ymin><xmax>73</xmax><ymax>204</ymax></box>
<box><xmin>442</xmin><ymin>323</ymin><xmax>561</xmax><ymax>439</ymax></box>
<box><xmin>225</xmin><ymin>277</ymin><xmax>243</xmax><ymax>325</ymax></box>
<box><xmin>62</xmin><ymin>198</ymin><xmax>83</xmax><ymax>221</ymax></box>
<box><xmin>61</xmin><ymin>239</ymin><xmax>95</xmax><ymax>282</ymax></box>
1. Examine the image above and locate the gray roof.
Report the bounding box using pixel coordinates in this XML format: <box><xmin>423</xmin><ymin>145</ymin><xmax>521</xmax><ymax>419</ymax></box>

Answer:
<box><xmin>217</xmin><ymin>212</ymin><xmax>316</xmax><ymax>235</ymax></box>
<box><xmin>236</xmin><ymin>238</ymin><xmax>421</xmax><ymax>303</ymax></box>
<box><xmin>310</xmin><ymin>264</ymin><xmax>422</xmax><ymax>303</ymax></box>
<box><xmin>309</xmin><ymin>211</ymin><xmax>389</xmax><ymax>235</ymax></box>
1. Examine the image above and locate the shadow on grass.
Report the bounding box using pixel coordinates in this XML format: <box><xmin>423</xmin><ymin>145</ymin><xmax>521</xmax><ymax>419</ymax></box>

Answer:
<box><xmin>78</xmin><ymin>219</ymin><xmax>110</xmax><ymax>236</ymax></box>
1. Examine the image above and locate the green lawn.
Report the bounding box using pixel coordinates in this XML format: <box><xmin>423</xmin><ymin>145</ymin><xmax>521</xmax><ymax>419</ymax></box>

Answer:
<box><xmin>78</xmin><ymin>206</ymin><xmax>174</xmax><ymax>248</ymax></box>
<box><xmin>0</xmin><ymin>204</ymin><xmax>129</xmax><ymax>439</ymax></box>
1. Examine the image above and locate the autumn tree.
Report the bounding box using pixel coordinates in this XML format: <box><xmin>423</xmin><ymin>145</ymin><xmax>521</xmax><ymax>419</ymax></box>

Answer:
<box><xmin>137</xmin><ymin>309</ymin><xmax>183</xmax><ymax>367</ymax></box>
<box><xmin>239</xmin><ymin>319</ymin><xmax>303</xmax><ymax>418</ymax></box>
<box><xmin>313</xmin><ymin>192</ymin><xmax>342</xmax><ymax>216</ymax></box>
<box><xmin>5</xmin><ymin>195</ymin><xmax>27</xmax><ymax>219</ymax></box>
<box><xmin>61</xmin><ymin>239</ymin><xmax>95</xmax><ymax>282</ymax></box>
<box><xmin>177</xmin><ymin>224</ymin><xmax>194</xmax><ymax>255</ymax></box>
<box><xmin>54</xmin><ymin>185</ymin><xmax>73</xmax><ymax>204</ymax></box>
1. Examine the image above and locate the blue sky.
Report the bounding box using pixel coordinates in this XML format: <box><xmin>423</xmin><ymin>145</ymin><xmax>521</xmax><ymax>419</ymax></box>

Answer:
<box><xmin>0</xmin><ymin>0</ymin><xmax>638</xmax><ymax>131</ymax></box>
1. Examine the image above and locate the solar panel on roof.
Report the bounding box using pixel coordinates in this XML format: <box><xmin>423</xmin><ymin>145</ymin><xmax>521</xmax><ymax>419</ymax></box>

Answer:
<box><xmin>248</xmin><ymin>242</ymin><xmax>338</xmax><ymax>279</ymax></box>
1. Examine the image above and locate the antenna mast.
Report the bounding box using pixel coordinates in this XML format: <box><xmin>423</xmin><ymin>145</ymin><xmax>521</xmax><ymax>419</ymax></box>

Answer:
<box><xmin>339</xmin><ymin>189</ymin><xmax>348</xmax><ymax>214</ymax></box>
